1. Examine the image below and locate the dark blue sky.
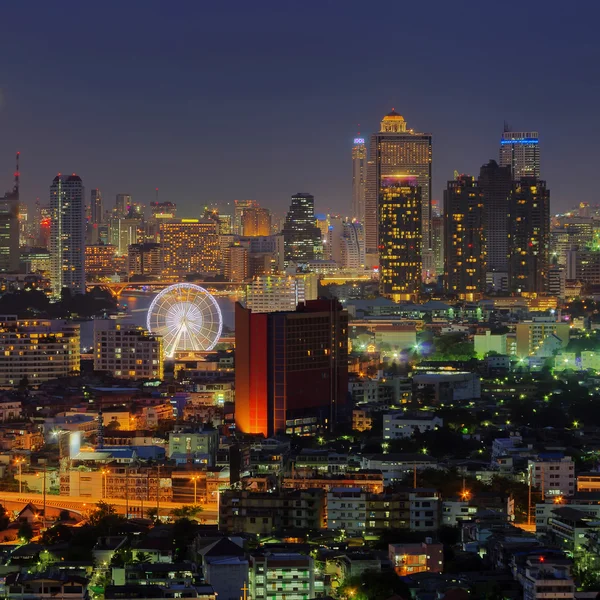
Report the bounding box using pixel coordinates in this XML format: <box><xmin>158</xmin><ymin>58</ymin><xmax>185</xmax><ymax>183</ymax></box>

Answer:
<box><xmin>0</xmin><ymin>0</ymin><xmax>598</xmax><ymax>217</ymax></box>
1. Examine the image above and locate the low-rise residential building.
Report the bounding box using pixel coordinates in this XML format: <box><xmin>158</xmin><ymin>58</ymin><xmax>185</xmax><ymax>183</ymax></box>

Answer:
<box><xmin>334</xmin><ymin>553</ymin><xmax>381</xmax><ymax>580</ymax></box>
<box><xmin>0</xmin><ymin>399</ymin><xmax>21</xmax><ymax>422</ymax></box>
<box><xmin>281</xmin><ymin>470</ymin><xmax>384</xmax><ymax>494</ymax></box>
<box><xmin>327</xmin><ymin>488</ymin><xmax>366</xmax><ymax>533</ymax></box>
<box><xmin>348</xmin><ymin>376</ymin><xmax>410</xmax><ymax>406</ymax></box>
<box><xmin>383</xmin><ymin>413</ymin><xmax>443</xmax><ymax>440</ymax></box>
<box><xmin>94</xmin><ymin>320</ymin><xmax>163</xmax><ymax>380</ymax></box>
<box><xmin>6</xmin><ymin>573</ymin><xmax>88</xmax><ymax>600</ymax></box>
<box><xmin>365</xmin><ymin>489</ymin><xmax>440</xmax><ymax>532</ymax></box>
<box><xmin>577</xmin><ymin>472</ymin><xmax>600</xmax><ymax>493</ymax></box>
<box><xmin>219</xmin><ymin>489</ymin><xmax>326</xmax><ymax>534</ymax></box>
<box><xmin>0</xmin><ymin>316</ymin><xmax>80</xmax><ymax>387</ymax></box>
<box><xmin>389</xmin><ymin>540</ymin><xmax>444</xmax><ymax>576</ymax></box>
<box><xmin>528</xmin><ymin>454</ymin><xmax>575</xmax><ymax>498</ymax></box>
<box><xmin>249</xmin><ymin>553</ymin><xmax>314</xmax><ymax>600</ymax></box>
<box><xmin>360</xmin><ymin>453</ymin><xmax>439</xmax><ymax>485</ymax></box>
<box><xmin>167</xmin><ymin>427</ymin><xmax>219</xmax><ymax>466</ymax></box>
<box><xmin>545</xmin><ymin>506</ymin><xmax>599</xmax><ymax>555</ymax></box>
<box><xmin>474</xmin><ymin>331</ymin><xmax>507</xmax><ymax>359</ymax></box>
<box><xmin>352</xmin><ymin>409</ymin><xmax>372</xmax><ymax>432</ymax></box>
<box><xmin>412</xmin><ymin>371</ymin><xmax>481</xmax><ymax>402</ymax></box>
<box><xmin>294</xmin><ymin>450</ymin><xmax>348</xmax><ymax>475</ymax></box>
<box><xmin>515</xmin><ymin>318</ymin><xmax>570</xmax><ymax>358</ymax></box>
<box><xmin>522</xmin><ymin>555</ymin><xmax>575</xmax><ymax>600</ymax></box>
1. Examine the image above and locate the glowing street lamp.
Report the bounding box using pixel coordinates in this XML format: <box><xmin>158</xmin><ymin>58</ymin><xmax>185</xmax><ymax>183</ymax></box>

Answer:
<box><xmin>14</xmin><ymin>457</ymin><xmax>25</xmax><ymax>494</ymax></box>
<box><xmin>191</xmin><ymin>475</ymin><xmax>200</xmax><ymax>504</ymax></box>
<box><xmin>101</xmin><ymin>468</ymin><xmax>109</xmax><ymax>498</ymax></box>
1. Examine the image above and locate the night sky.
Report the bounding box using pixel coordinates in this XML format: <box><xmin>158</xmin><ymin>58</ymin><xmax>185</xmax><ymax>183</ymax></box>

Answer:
<box><xmin>0</xmin><ymin>0</ymin><xmax>598</xmax><ymax>217</ymax></box>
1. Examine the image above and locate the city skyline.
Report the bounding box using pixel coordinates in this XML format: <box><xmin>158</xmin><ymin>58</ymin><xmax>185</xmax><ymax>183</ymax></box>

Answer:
<box><xmin>0</xmin><ymin>1</ymin><xmax>598</xmax><ymax>216</ymax></box>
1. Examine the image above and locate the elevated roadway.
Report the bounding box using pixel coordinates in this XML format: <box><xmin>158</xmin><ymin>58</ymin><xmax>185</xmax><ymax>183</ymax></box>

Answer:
<box><xmin>0</xmin><ymin>491</ymin><xmax>218</xmax><ymax>522</ymax></box>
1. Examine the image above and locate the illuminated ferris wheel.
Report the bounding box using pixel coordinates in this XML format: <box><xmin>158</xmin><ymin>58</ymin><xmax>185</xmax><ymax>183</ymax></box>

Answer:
<box><xmin>146</xmin><ymin>283</ymin><xmax>223</xmax><ymax>357</ymax></box>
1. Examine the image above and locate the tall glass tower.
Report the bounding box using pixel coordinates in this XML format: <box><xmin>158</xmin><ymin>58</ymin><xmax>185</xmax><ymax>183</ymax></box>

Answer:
<box><xmin>499</xmin><ymin>130</ymin><xmax>540</xmax><ymax>179</ymax></box>
<box><xmin>50</xmin><ymin>174</ymin><xmax>85</xmax><ymax>297</ymax></box>
<box><xmin>282</xmin><ymin>193</ymin><xmax>322</xmax><ymax>265</ymax></box>
<box><xmin>365</xmin><ymin>110</ymin><xmax>432</xmax><ymax>270</ymax></box>
<box><xmin>378</xmin><ymin>176</ymin><xmax>422</xmax><ymax>301</ymax></box>
<box><xmin>352</xmin><ymin>137</ymin><xmax>367</xmax><ymax>223</ymax></box>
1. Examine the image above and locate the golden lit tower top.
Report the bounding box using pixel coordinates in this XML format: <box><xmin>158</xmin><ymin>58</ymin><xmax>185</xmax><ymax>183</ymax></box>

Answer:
<box><xmin>380</xmin><ymin>109</ymin><xmax>407</xmax><ymax>133</ymax></box>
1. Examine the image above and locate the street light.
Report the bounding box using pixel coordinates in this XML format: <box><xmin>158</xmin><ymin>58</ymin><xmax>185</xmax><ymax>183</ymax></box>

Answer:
<box><xmin>14</xmin><ymin>457</ymin><xmax>25</xmax><ymax>494</ymax></box>
<box><xmin>101</xmin><ymin>469</ymin><xmax>109</xmax><ymax>498</ymax></box>
<box><xmin>191</xmin><ymin>475</ymin><xmax>200</xmax><ymax>505</ymax></box>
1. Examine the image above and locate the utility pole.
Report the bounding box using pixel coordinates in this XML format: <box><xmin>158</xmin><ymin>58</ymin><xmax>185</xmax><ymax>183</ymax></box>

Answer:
<box><xmin>156</xmin><ymin>465</ymin><xmax>160</xmax><ymax>517</ymax></box>
<box><xmin>43</xmin><ymin>464</ymin><xmax>47</xmax><ymax>530</ymax></box>
<box><xmin>528</xmin><ymin>465</ymin><xmax>532</xmax><ymax>527</ymax></box>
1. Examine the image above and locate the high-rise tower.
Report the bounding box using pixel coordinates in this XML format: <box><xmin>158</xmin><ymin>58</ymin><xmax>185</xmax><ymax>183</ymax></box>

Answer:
<box><xmin>90</xmin><ymin>189</ymin><xmax>103</xmax><ymax>225</ymax></box>
<box><xmin>282</xmin><ymin>193</ymin><xmax>322</xmax><ymax>265</ymax></box>
<box><xmin>478</xmin><ymin>160</ymin><xmax>512</xmax><ymax>291</ymax></box>
<box><xmin>352</xmin><ymin>136</ymin><xmax>367</xmax><ymax>223</ymax></box>
<box><xmin>0</xmin><ymin>153</ymin><xmax>20</xmax><ymax>272</ymax></box>
<box><xmin>508</xmin><ymin>177</ymin><xmax>550</xmax><ymax>294</ymax></box>
<box><xmin>444</xmin><ymin>174</ymin><xmax>486</xmax><ymax>299</ymax></box>
<box><xmin>500</xmin><ymin>130</ymin><xmax>540</xmax><ymax>179</ymax></box>
<box><xmin>378</xmin><ymin>176</ymin><xmax>422</xmax><ymax>301</ymax></box>
<box><xmin>50</xmin><ymin>174</ymin><xmax>85</xmax><ymax>297</ymax></box>
<box><xmin>365</xmin><ymin>110</ymin><xmax>432</xmax><ymax>269</ymax></box>
<box><xmin>115</xmin><ymin>194</ymin><xmax>132</xmax><ymax>218</ymax></box>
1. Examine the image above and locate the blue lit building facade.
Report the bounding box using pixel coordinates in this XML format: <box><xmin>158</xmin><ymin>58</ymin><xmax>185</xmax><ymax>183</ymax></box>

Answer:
<box><xmin>499</xmin><ymin>131</ymin><xmax>540</xmax><ymax>180</ymax></box>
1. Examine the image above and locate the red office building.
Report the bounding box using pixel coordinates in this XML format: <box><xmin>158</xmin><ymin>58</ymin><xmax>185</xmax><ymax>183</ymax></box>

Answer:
<box><xmin>235</xmin><ymin>299</ymin><xmax>348</xmax><ymax>437</ymax></box>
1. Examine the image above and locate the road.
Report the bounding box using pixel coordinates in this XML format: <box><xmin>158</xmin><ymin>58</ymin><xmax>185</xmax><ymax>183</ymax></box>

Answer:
<box><xmin>0</xmin><ymin>491</ymin><xmax>219</xmax><ymax>521</ymax></box>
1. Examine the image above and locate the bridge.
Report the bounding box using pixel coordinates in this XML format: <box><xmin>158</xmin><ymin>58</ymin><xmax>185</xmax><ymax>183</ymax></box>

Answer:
<box><xmin>0</xmin><ymin>490</ymin><xmax>218</xmax><ymax>521</ymax></box>
<box><xmin>87</xmin><ymin>280</ymin><xmax>246</xmax><ymax>298</ymax></box>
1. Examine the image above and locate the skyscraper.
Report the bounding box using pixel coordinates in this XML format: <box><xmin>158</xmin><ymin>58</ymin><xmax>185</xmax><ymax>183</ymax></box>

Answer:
<box><xmin>160</xmin><ymin>219</ymin><xmax>219</xmax><ymax>277</ymax></box>
<box><xmin>115</xmin><ymin>194</ymin><xmax>132</xmax><ymax>218</ymax></box>
<box><xmin>50</xmin><ymin>174</ymin><xmax>85</xmax><ymax>297</ymax></box>
<box><xmin>378</xmin><ymin>176</ymin><xmax>422</xmax><ymax>301</ymax></box>
<box><xmin>365</xmin><ymin>110</ymin><xmax>432</xmax><ymax>267</ymax></box>
<box><xmin>340</xmin><ymin>221</ymin><xmax>365</xmax><ymax>269</ymax></box>
<box><xmin>508</xmin><ymin>177</ymin><xmax>550</xmax><ymax>294</ymax></box>
<box><xmin>500</xmin><ymin>130</ymin><xmax>540</xmax><ymax>179</ymax></box>
<box><xmin>0</xmin><ymin>185</ymin><xmax>19</xmax><ymax>273</ymax></box>
<box><xmin>235</xmin><ymin>299</ymin><xmax>348</xmax><ymax>437</ymax></box>
<box><xmin>430</xmin><ymin>216</ymin><xmax>444</xmax><ymax>280</ymax></box>
<box><xmin>478</xmin><ymin>160</ymin><xmax>512</xmax><ymax>291</ymax></box>
<box><xmin>352</xmin><ymin>136</ymin><xmax>367</xmax><ymax>223</ymax></box>
<box><xmin>90</xmin><ymin>189</ymin><xmax>103</xmax><ymax>225</ymax></box>
<box><xmin>282</xmin><ymin>193</ymin><xmax>322</xmax><ymax>265</ymax></box>
<box><xmin>443</xmin><ymin>174</ymin><xmax>486</xmax><ymax>299</ymax></box>
<box><xmin>241</xmin><ymin>206</ymin><xmax>271</xmax><ymax>236</ymax></box>
<box><xmin>234</xmin><ymin>200</ymin><xmax>258</xmax><ymax>235</ymax></box>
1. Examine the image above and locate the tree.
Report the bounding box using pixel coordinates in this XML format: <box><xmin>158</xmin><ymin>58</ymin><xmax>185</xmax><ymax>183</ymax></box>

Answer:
<box><xmin>18</xmin><ymin>521</ymin><xmax>33</xmax><ymax>542</ymax></box>
<box><xmin>170</xmin><ymin>505</ymin><xmax>203</xmax><ymax>520</ymax></box>
<box><xmin>59</xmin><ymin>510</ymin><xmax>71</xmax><ymax>522</ymax></box>
<box><xmin>145</xmin><ymin>507</ymin><xmax>159</xmax><ymax>522</ymax></box>
<box><xmin>172</xmin><ymin>517</ymin><xmax>199</xmax><ymax>561</ymax></box>
<box><xmin>89</xmin><ymin>501</ymin><xmax>117</xmax><ymax>525</ymax></box>
<box><xmin>338</xmin><ymin>570</ymin><xmax>410</xmax><ymax>600</ymax></box>
<box><xmin>111</xmin><ymin>548</ymin><xmax>134</xmax><ymax>567</ymax></box>
<box><xmin>0</xmin><ymin>504</ymin><xmax>10</xmax><ymax>531</ymax></box>
<box><xmin>134</xmin><ymin>551</ymin><xmax>152</xmax><ymax>564</ymax></box>
<box><xmin>89</xmin><ymin>501</ymin><xmax>123</xmax><ymax>535</ymax></box>
<box><xmin>41</xmin><ymin>524</ymin><xmax>73</xmax><ymax>545</ymax></box>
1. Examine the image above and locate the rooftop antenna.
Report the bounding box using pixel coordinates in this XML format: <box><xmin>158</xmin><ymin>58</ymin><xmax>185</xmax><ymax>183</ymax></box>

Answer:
<box><xmin>13</xmin><ymin>151</ymin><xmax>20</xmax><ymax>196</ymax></box>
<box><xmin>503</xmin><ymin>120</ymin><xmax>511</xmax><ymax>133</ymax></box>
<box><xmin>155</xmin><ymin>187</ymin><xmax>159</xmax><ymax>204</ymax></box>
